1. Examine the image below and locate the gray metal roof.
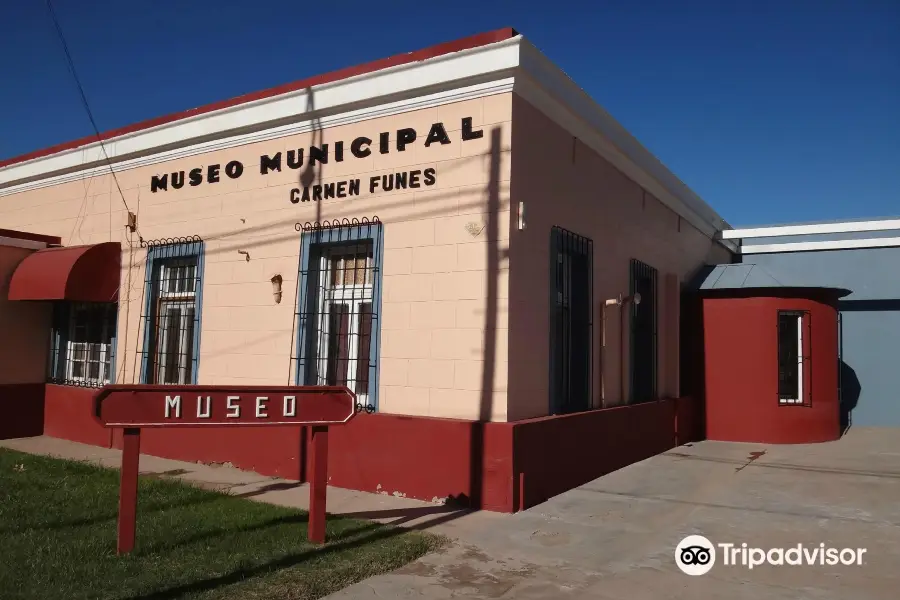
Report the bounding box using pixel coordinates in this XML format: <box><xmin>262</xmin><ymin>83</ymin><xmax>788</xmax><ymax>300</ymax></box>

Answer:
<box><xmin>693</xmin><ymin>263</ymin><xmax>852</xmax><ymax>298</ymax></box>
<box><xmin>698</xmin><ymin>263</ymin><xmax>789</xmax><ymax>290</ymax></box>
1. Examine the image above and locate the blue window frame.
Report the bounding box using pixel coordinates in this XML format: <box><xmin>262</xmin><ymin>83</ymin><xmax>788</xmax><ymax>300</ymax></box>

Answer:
<box><xmin>139</xmin><ymin>239</ymin><xmax>205</xmax><ymax>385</ymax></box>
<box><xmin>48</xmin><ymin>302</ymin><xmax>118</xmax><ymax>387</ymax></box>
<box><xmin>295</xmin><ymin>221</ymin><xmax>383</xmax><ymax>411</ymax></box>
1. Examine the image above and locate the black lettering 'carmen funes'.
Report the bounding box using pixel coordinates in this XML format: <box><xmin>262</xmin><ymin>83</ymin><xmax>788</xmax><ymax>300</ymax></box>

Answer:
<box><xmin>150</xmin><ymin>117</ymin><xmax>481</xmax><ymax>193</ymax></box>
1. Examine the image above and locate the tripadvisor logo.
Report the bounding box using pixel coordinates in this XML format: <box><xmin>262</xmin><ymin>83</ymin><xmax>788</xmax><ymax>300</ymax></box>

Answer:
<box><xmin>676</xmin><ymin>535</ymin><xmax>716</xmax><ymax>576</ymax></box>
<box><xmin>675</xmin><ymin>535</ymin><xmax>868</xmax><ymax>575</ymax></box>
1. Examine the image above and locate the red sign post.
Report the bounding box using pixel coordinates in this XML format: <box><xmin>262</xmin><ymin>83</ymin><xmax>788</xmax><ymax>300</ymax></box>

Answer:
<box><xmin>93</xmin><ymin>385</ymin><xmax>356</xmax><ymax>554</ymax></box>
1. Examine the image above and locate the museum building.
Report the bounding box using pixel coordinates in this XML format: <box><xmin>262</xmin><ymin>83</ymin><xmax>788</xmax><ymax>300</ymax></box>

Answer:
<box><xmin>2</xmin><ymin>28</ymin><xmax>896</xmax><ymax>512</ymax></box>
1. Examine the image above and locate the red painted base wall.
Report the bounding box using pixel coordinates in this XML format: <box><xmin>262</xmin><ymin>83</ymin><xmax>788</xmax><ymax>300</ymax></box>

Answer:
<box><xmin>119</xmin><ymin>428</ymin><xmax>304</xmax><ymax>479</ymax></box>
<box><xmin>44</xmin><ymin>385</ymin><xmax>112</xmax><ymax>447</ymax></box>
<box><xmin>510</xmin><ymin>398</ymin><xmax>693</xmax><ymax>510</ymax></box>
<box><xmin>322</xmin><ymin>397</ymin><xmax>698</xmax><ymax>512</ymax></box>
<box><xmin>28</xmin><ymin>385</ymin><xmax>699</xmax><ymax>512</ymax></box>
<box><xmin>0</xmin><ymin>383</ymin><xmax>45</xmax><ymax>440</ymax></box>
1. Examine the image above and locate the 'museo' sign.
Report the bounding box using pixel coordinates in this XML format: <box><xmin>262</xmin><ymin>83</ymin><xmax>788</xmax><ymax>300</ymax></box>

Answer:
<box><xmin>94</xmin><ymin>385</ymin><xmax>356</xmax><ymax>427</ymax></box>
<box><xmin>148</xmin><ymin>116</ymin><xmax>485</xmax><ymax>204</ymax></box>
<box><xmin>94</xmin><ymin>384</ymin><xmax>357</xmax><ymax>554</ymax></box>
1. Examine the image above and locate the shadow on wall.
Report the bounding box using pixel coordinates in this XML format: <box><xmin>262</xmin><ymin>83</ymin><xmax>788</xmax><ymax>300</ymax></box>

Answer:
<box><xmin>839</xmin><ymin>360</ymin><xmax>861</xmax><ymax>435</ymax></box>
<box><xmin>469</xmin><ymin>126</ymin><xmax>503</xmax><ymax>508</ymax></box>
<box><xmin>300</xmin><ymin>86</ymin><xmax>325</xmax><ymax>227</ymax></box>
<box><xmin>836</xmin><ymin>297</ymin><xmax>900</xmax><ymax>434</ymax></box>
<box><xmin>305</xmin><ymin>125</ymin><xmax>505</xmax><ymax>515</ymax></box>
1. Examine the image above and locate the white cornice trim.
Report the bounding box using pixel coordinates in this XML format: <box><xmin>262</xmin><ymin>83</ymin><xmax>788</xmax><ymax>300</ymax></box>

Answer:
<box><xmin>514</xmin><ymin>40</ymin><xmax>732</xmax><ymax>246</ymax></box>
<box><xmin>722</xmin><ymin>218</ymin><xmax>900</xmax><ymax>240</ymax></box>
<box><xmin>0</xmin><ymin>36</ymin><xmax>522</xmax><ymax>193</ymax></box>
<box><xmin>0</xmin><ymin>236</ymin><xmax>47</xmax><ymax>250</ymax></box>
<box><xmin>1</xmin><ymin>34</ymin><xmax>732</xmax><ymax>251</ymax></box>
<box><xmin>0</xmin><ymin>77</ymin><xmax>515</xmax><ymax>197</ymax></box>
<box><xmin>742</xmin><ymin>237</ymin><xmax>900</xmax><ymax>254</ymax></box>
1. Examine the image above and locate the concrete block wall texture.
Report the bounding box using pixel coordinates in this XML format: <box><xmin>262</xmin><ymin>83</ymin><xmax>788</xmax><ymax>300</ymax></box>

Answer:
<box><xmin>507</xmin><ymin>97</ymin><xmax>731</xmax><ymax>420</ymax></box>
<box><xmin>748</xmin><ymin>247</ymin><xmax>900</xmax><ymax>427</ymax></box>
<box><xmin>0</xmin><ymin>94</ymin><xmax>513</xmax><ymax>421</ymax></box>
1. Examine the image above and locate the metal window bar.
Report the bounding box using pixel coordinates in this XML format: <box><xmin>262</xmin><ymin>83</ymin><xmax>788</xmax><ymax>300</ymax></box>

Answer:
<box><xmin>629</xmin><ymin>258</ymin><xmax>658</xmax><ymax>403</ymax></box>
<box><xmin>294</xmin><ymin>218</ymin><xmax>382</xmax><ymax>413</ymax></box>
<box><xmin>137</xmin><ymin>237</ymin><xmax>204</xmax><ymax>385</ymax></box>
<box><xmin>549</xmin><ymin>226</ymin><xmax>593</xmax><ymax>415</ymax></box>
<box><xmin>777</xmin><ymin>309</ymin><xmax>812</xmax><ymax>407</ymax></box>
<box><xmin>47</xmin><ymin>301</ymin><xmax>117</xmax><ymax>388</ymax></box>
<box><xmin>837</xmin><ymin>311</ymin><xmax>843</xmax><ymax>408</ymax></box>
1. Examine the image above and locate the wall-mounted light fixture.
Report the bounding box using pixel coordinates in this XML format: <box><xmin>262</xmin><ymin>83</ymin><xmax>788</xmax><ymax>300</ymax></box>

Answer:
<box><xmin>517</xmin><ymin>201</ymin><xmax>526</xmax><ymax>231</ymax></box>
<box><xmin>271</xmin><ymin>274</ymin><xmax>283</xmax><ymax>304</ymax></box>
<box><xmin>600</xmin><ymin>292</ymin><xmax>642</xmax><ymax>407</ymax></box>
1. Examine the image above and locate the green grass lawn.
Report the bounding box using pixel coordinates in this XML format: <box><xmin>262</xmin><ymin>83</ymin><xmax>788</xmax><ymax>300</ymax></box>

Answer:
<box><xmin>0</xmin><ymin>448</ymin><xmax>445</xmax><ymax>600</ymax></box>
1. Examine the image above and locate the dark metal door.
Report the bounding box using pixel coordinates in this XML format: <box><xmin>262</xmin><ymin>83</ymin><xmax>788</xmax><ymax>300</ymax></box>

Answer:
<box><xmin>549</xmin><ymin>227</ymin><xmax>593</xmax><ymax>414</ymax></box>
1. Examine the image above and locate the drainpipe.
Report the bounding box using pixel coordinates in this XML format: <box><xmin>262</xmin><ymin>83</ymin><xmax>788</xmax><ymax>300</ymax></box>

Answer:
<box><xmin>600</xmin><ymin>293</ymin><xmax>641</xmax><ymax>407</ymax></box>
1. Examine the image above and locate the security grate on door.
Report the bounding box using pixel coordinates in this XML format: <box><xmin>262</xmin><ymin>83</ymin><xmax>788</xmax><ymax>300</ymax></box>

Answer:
<box><xmin>294</xmin><ymin>218</ymin><xmax>383</xmax><ymax>413</ymax></box>
<box><xmin>629</xmin><ymin>258</ymin><xmax>657</xmax><ymax>403</ymax></box>
<box><xmin>549</xmin><ymin>226</ymin><xmax>593</xmax><ymax>415</ymax></box>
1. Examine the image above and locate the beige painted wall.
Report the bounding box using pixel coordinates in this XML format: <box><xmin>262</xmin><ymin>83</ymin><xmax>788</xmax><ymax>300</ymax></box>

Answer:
<box><xmin>0</xmin><ymin>94</ymin><xmax>512</xmax><ymax>420</ymax></box>
<box><xmin>507</xmin><ymin>96</ymin><xmax>732</xmax><ymax>421</ymax></box>
<box><xmin>0</xmin><ymin>245</ymin><xmax>52</xmax><ymax>384</ymax></box>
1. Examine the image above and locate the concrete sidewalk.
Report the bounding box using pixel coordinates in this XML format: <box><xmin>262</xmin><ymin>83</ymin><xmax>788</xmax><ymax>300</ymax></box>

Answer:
<box><xmin>4</xmin><ymin>431</ymin><xmax>899</xmax><ymax>599</ymax></box>
<box><xmin>0</xmin><ymin>435</ymin><xmax>497</xmax><ymax>534</ymax></box>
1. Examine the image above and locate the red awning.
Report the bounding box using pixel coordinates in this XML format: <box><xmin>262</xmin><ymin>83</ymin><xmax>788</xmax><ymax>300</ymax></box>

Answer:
<box><xmin>8</xmin><ymin>242</ymin><xmax>121</xmax><ymax>302</ymax></box>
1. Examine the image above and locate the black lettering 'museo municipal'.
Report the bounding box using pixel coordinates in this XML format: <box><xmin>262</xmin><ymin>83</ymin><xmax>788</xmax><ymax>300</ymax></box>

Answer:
<box><xmin>150</xmin><ymin>174</ymin><xmax>168</xmax><ymax>193</ymax></box>
<box><xmin>287</xmin><ymin>149</ymin><xmax>304</xmax><ymax>169</ymax></box>
<box><xmin>461</xmin><ymin>117</ymin><xmax>484</xmax><ymax>141</ymax></box>
<box><xmin>260</xmin><ymin>153</ymin><xmax>282</xmax><ymax>174</ymax></box>
<box><xmin>225</xmin><ymin>160</ymin><xmax>244</xmax><ymax>179</ymax></box>
<box><xmin>309</xmin><ymin>144</ymin><xmax>328</xmax><ymax>165</ymax></box>
<box><xmin>396</xmin><ymin>128</ymin><xmax>416</xmax><ymax>152</ymax></box>
<box><xmin>351</xmin><ymin>137</ymin><xmax>371</xmax><ymax>158</ymax></box>
<box><xmin>424</xmin><ymin>123</ymin><xmax>451</xmax><ymax>147</ymax></box>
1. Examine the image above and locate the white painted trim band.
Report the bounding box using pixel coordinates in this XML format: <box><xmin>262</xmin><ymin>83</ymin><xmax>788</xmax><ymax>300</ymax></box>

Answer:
<box><xmin>0</xmin><ymin>34</ymin><xmax>731</xmax><ymax>247</ymax></box>
<box><xmin>0</xmin><ymin>78</ymin><xmax>515</xmax><ymax>197</ymax></box>
<box><xmin>741</xmin><ymin>237</ymin><xmax>900</xmax><ymax>254</ymax></box>
<box><xmin>722</xmin><ymin>218</ymin><xmax>900</xmax><ymax>240</ymax></box>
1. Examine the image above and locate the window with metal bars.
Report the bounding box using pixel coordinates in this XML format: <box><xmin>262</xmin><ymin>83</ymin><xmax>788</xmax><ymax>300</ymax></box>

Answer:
<box><xmin>777</xmin><ymin>310</ymin><xmax>811</xmax><ymax>406</ymax></box>
<box><xmin>138</xmin><ymin>238</ymin><xmax>204</xmax><ymax>385</ymax></box>
<box><xmin>48</xmin><ymin>302</ymin><xmax>117</xmax><ymax>387</ymax></box>
<box><xmin>549</xmin><ymin>226</ymin><xmax>593</xmax><ymax>415</ymax></box>
<box><xmin>629</xmin><ymin>258</ymin><xmax>657</xmax><ymax>403</ymax></box>
<box><xmin>295</xmin><ymin>219</ymin><xmax>382</xmax><ymax>412</ymax></box>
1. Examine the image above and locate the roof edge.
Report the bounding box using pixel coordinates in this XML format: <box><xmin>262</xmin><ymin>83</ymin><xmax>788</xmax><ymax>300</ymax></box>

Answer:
<box><xmin>0</xmin><ymin>27</ymin><xmax>518</xmax><ymax>169</ymax></box>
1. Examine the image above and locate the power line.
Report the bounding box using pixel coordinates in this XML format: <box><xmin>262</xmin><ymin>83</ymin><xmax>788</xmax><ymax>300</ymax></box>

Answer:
<box><xmin>45</xmin><ymin>0</ymin><xmax>134</xmax><ymax>222</ymax></box>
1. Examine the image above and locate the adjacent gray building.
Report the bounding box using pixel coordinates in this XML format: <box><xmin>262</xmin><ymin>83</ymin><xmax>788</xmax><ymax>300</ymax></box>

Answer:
<box><xmin>723</xmin><ymin>219</ymin><xmax>900</xmax><ymax>428</ymax></box>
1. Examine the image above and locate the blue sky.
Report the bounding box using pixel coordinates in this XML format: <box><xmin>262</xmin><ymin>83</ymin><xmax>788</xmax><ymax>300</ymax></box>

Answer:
<box><xmin>2</xmin><ymin>0</ymin><xmax>897</xmax><ymax>226</ymax></box>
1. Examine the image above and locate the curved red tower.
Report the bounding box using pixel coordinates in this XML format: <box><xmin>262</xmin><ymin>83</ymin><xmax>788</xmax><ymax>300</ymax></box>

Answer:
<box><xmin>701</xmin><ymin>287</ymin><xmax>847</xmax><ymax>444</ymax></box>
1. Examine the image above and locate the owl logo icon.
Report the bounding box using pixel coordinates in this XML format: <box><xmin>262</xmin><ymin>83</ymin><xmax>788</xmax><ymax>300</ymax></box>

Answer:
<box><xmin>676</xmin><ymin>535</ymin><xmax>716</xmax><ymax>575</ymax></box>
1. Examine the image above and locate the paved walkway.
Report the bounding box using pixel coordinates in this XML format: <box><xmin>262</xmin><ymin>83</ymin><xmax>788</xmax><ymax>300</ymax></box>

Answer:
<box><xmin>3</xmin><ymin>429</ymin><xmax>899</xmax><ymax>599</ymax></box>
